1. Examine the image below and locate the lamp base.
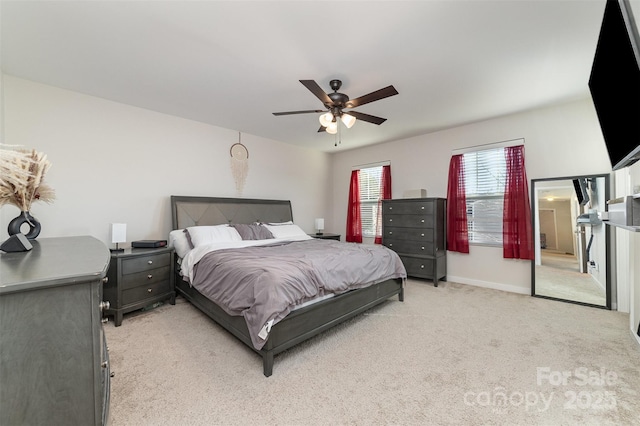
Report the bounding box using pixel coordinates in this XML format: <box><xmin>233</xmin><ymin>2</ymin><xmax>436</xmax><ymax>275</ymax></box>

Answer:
<box><xmin>110</xmin><ymin>242</ymin><xmax>125</xmax><ymax>252</ymax></box>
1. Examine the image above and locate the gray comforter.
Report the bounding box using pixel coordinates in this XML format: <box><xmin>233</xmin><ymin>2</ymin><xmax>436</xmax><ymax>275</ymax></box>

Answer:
<box><xmin>191</xmin><ymin>239</ymin><xmax>407</xmax><ymax>350</ymax></box>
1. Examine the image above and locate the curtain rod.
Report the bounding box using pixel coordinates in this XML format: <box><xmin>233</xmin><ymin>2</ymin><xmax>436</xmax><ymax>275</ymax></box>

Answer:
<box><xmin>451</xmin><ymin>138</ymin><xmax>524</xmax><ymax>155</ymax></box>
<box><xmin>352</xmin><ymin>160</ymin><xmax>390</xmax><ymax>170</ymax></box>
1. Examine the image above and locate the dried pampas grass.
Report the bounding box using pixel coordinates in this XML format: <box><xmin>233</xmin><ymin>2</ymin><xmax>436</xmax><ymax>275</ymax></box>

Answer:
<box><xmin>0</xmin><ymin>144</ymin><xmax>56</xmax><ymax>211</ymax></box>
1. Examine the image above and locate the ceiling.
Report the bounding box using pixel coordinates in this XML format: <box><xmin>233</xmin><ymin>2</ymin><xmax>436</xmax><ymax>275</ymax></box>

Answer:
<box><xmin>1</xmin><ymin>0</ymin><xmax>608</xmax><ymax>153</ymax></box>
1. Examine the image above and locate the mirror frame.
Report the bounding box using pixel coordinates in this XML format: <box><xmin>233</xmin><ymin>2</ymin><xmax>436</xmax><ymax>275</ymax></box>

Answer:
<box><xmin>530</xmin><ymin>173</ymin><xmax>611</xmax><ymax>309</ymax></box>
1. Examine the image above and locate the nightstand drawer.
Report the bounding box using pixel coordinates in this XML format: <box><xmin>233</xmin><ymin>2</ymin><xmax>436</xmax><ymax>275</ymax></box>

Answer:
<box><xmin>120</xmin><ymin>266</ymin><xmax>171</xmax><ymax>290</ymax></box>
<box><xmin>122</xmin><ymin>280</ymin><xmax>172</xmax><ymax>305</ymax></box>
<box><xmin>122</xmin><ymin>253</ymin><xmax>171</xmax><ymax>275</ymax></box>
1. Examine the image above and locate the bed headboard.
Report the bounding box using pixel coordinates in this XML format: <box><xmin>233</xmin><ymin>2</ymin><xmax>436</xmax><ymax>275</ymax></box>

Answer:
<box><xmin>170</xmin><ymin>196</ymin><xmax>293</xmax><ymax>230</ymax></box>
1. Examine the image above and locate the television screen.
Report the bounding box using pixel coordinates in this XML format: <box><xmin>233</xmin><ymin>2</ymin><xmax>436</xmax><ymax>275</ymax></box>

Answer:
<box><xmin>588</xmin><ymin>0</ymin><xmax>640</xmax><ymax>171</ymax></box>
<box><xmin>573</xmin><ymin>178</ymin><xmax>590</xmax><ymax>205</ymax></box>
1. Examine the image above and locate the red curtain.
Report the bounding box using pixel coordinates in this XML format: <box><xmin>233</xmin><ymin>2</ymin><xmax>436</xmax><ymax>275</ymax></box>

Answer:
<box><xmin>374</xmin><ymin>165</ymin><xmax>392</xmax><ymax>244</ymax></box>
<box><xmin>346</xmin><ymin>170</ymin><xmax>362</xmax><ymax>243</ymax></box>
<box><xmin>503</xmin><ymin>145</ymin><xmax>534</xmax><ymax>260</ymax></box>
<box><xmin>446</xmin><ymin>154</ymin><xmax>469</xmax><ymax>253</ymax></box>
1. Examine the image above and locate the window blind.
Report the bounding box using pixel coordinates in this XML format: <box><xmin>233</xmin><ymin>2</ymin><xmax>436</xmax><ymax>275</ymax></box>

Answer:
<box><xmin>358</xmin><ymin>166</ymin><xmax>383</xmax><ymax>237</ymax></box>
<box><xmin>463</xmin><ymin>147</ymin><xmax>506</xmax><ymax>244</ymax></box>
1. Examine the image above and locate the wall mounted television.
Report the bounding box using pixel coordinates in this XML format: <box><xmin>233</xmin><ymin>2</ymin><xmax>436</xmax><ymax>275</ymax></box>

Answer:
<box><xmin>588</xmin><ymin>0</ymin><xmax>640</xmax><ymax>171</ymax></box>
<box><xmin>573</xmin><ymin>178</ymin><xmax>590</xmax><ymax>205</ymax></box>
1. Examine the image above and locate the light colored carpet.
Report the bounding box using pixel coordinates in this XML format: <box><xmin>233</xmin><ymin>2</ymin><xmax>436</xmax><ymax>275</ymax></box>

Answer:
<box><xmin>104</xmin><ymin>279</ymin><xmax>640</xmax><ymax>425</ymax></box>
<box><xmin>535</xmin><ymin>252</ymin><xmax>606</xmax><ymax>306</ymax></box>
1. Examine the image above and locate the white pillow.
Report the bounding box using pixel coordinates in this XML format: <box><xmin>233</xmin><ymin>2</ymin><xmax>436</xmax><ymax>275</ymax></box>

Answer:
<box><xmin>263</xmin><ymin>223</ymin><xmax>308</xmax><ymax>239</ymax></box>
<box><xmin>169</xmin><ymin>229</ymin><xmax>192</xmax><ymax>258</ymax></box>
<box><xmin>186</xmin><ymin>225</ymin><xmax>242</xmax><ymax>247</ymax></box>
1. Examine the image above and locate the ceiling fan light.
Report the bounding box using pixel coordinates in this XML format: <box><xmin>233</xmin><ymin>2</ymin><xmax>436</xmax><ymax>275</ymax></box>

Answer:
<box><xmin>326</xmin><ymin>122</ymin><xmax>338</xmax><ymax>134</ymax></box>
<box><xmin>341</xmin><ymin>113</ymin><xmax>356</xmax><ymax>129</ymax></box>
<box><xmin>319</xmin><ymin>112</ymin><xmax>334</xmax><ymax>127</ymax></box>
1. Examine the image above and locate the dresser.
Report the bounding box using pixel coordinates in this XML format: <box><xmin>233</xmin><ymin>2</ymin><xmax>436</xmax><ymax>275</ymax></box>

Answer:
<box><xmin>103</xmin><ymin>246</ymin><xmax>175</xmax><ymax>326</ymax></box>
<box><xmin>0</xmin><ymin>236</ymin><xmax>111</xmax><ymax>425</ymax></box>
<box><xmin>382</xmin><ymin>198</ymin><xmax>447</xmax><ymax>286</ymax></box>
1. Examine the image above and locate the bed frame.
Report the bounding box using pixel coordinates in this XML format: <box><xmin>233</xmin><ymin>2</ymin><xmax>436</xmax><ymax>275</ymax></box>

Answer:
<box><xmin>170</xmin><ymin>196</ymin><xmax>404</xmax><ymax>377</ymax></box>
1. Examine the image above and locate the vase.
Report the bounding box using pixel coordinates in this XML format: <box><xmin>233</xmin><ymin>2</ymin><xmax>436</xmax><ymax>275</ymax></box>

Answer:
<box><xmin>8</xmin><ymin>211</ymin><xmax>42</xmax><ymax>240</ymax></box>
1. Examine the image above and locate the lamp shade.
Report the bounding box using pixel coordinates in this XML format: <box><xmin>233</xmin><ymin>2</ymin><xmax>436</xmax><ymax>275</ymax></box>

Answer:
<box><xmin>315</xmin><ymin>218</ymin><xmax>324</xmax><ymax>232</ymax></box>
<box><xmin>341</xmin><ymin>113</ymin><xmax>356</xmax><ymax>128</ymax></box>
<box><xmin>111</xmin><ymin>223</ymin><xmax>127</xmax><ymax>244</ymax></box>
<box><xmin>326</xmin><ymin>121</ymin><xmax>338</xmax><ymax>134</ymax></box>
<box><xmin>319</xmin><ymin>112</ymin><xmax>334</xmax><ymax>127</ymax></box>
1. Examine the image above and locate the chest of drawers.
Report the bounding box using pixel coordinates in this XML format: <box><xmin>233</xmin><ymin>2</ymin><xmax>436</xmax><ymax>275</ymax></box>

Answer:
<box><xmin>382</xmin><ymin>198</ymin><xmax>447</xmax><ymax>286</ymax></box>
<box><xmin>0</xmin><ymin>236</ymin><xmax>111</xmax><ymax>425</ymax></box>
<box><xmin>103</xmin><ymin>246</ymin><xmax>175</xmax><ymax>326</ymax></box>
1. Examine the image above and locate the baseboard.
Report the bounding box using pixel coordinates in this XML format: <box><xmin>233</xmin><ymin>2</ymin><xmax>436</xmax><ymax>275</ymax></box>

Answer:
<box><xmin>446</xmin><ymin>275</ymin><xmax>530</xmax><ymax>295</ymax></box>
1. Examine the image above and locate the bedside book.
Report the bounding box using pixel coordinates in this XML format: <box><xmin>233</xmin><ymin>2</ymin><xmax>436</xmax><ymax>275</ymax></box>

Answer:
<box><xmin>131</xmin><ymin>240</ymin><xmax>167</xmax><ymax>248</ymax></box>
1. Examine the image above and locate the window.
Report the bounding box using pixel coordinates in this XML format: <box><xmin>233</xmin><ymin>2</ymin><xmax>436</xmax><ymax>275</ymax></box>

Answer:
<box><xmin>464</xmin><ymin>147</ymin><xmax>506</xmax><ymax>245</ymax></box>
<box><xmin>358</xmin><ymin>166</ymin><xmax>383</xmax><ymax>237</ymax></box>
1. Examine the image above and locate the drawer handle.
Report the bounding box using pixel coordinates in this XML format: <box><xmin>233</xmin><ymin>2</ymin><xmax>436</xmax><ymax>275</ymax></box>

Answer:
<box><xmin>389</xmin><ymin>243</ymin><xmax>393</xmax><ymax>247</ymax></box>
<box><xmin>147</xmin><ymin>274</ymin><xmax>153</xmax><ymax>280</ymax></box>
<box><xmin>101</xmin><ymin>318</ymin><xmax>109</xmax><ymax>324</ymax></box>
<box><xmin>421</xmin><ymin>219</ymin><xmax>424</xmax><ymax>223</ymax></box>
<box><xmin>389</xmin><ymin>218</ymin><xmax>393</xmax><ymax>222</ymax></box>
<box><xmin>389</xmin><ymin>231</ymin><xmax>393</xmax><ymax>235</ymax></box>
<box><xmin>148</xmin><ymin>260</ymin><xmax>153</xmax><ymax>265</ymax></box>
<box><xmin>420</xmin><ymin>265</ymin><xmax>425</xmax><ymax>269</ymax></box>
<box><xmin>99</xmin><ymin>301</ymin><xmax>110</xmax><ymax>311</ymax></box>
<box><xmin>148</xmin><ymin>288</ymin><xmax>153</xmax><ymax>293</ymax></box>
<box><xmin>421</xmin><ymin>233</ymin><xmax>424</xmax><ymax>237</ymax></box>
<box><xmin>102</xmin><ymin>277</ymin><xmax>109</xmax><ymax>284</ymax></box>
<box><xmin>389</xmin><ymin>207</ymin><xmax>393</xmax><ymax>210</ymax></box>
<box><xmin>421</xmin><ymin>206</ymin><xmax>424</xmax><ymax>209</ymax></box>
<box><xmin>421</xmin><ymin>247</ymin><xmax>425</xmax><ymax>250</ymax></box>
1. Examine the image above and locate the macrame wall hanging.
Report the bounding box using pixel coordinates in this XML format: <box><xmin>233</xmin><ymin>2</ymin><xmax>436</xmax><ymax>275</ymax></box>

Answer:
<box><xmin>230</xmin><ymin>132</ymin><xmax>249</xmax><ymax>196</ymax></box>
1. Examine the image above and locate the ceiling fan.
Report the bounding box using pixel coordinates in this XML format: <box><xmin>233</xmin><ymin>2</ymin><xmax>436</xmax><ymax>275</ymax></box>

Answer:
<box><xmin>272</xmin><ymin>79</ymin><xmax>399</xmax><ymax>135</ymax></box>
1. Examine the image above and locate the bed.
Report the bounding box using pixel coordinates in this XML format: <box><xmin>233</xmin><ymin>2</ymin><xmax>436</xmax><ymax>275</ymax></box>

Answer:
<box><xmin>170</xmin><ymin>195</ymin><xmax>406</xmax><ymax>376</ymax></box>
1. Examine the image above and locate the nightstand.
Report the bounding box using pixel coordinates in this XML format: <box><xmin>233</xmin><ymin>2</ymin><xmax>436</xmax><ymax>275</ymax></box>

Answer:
<box><xmin>309</xmin><ymin>233</ymin><xmax>341</xmax><ymax>241</ymax></box>
<box><xmin>103</xmin><ymin>246</ymin><xmax>175</xmax><ymax>326</ymax></box>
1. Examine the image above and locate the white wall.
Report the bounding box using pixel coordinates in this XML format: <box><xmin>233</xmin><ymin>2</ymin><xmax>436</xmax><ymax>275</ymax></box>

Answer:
<box><xmin>1</xmin><ymin>76</ymin><xmax>332</xmax><ymax>245</ymax></box>
<box><xmin>614</xmin><ymin>162</ymin><xmax>640</xmax><ymax>343</ymax></box>
<box><xmin>331</xmin><ymin>98</ymin><xmax>612</xmax><ymax>294</ymax></box>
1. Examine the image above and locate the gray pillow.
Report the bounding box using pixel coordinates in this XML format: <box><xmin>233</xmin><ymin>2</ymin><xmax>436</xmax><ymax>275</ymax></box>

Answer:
<box><xmin>230</xmin><ymin>224</ymin><xmax>274</xmax><ymax>240</ymax></box>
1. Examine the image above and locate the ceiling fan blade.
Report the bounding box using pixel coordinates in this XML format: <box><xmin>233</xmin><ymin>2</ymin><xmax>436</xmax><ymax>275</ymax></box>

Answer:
<box><xmin>345</xmin><ymin>85</ymin><xmax>398</xmax><ymax>108</ymax></box>
<box><xmin>317</xmin><ymin>126</ymin><xmax>326</xmax><ymax>133</ymax></box>
<box><xmin>272</xmin><ymin>109</ymin><xmax>325</xmax><ymax>116</ymax></box>
<box><xmin>300</xmin><ymin>80</ymin><xmax>332</xmax><ymax>105</ymax></box>
<box><xmin>347</xmin><ymin>111</ymin><xmax>387</xmax><ymax>125</ymax></box>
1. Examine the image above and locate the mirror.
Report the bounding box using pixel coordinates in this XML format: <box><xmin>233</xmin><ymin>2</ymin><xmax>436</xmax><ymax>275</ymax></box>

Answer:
<box><xmin>531</xmin><ymin>174</ymin><xmax>611</xmax><ymax>308</ymax></box>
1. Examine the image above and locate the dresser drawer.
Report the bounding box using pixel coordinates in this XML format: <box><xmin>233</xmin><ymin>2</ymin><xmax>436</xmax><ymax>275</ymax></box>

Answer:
<box><xmin>384</xmin><ymin>200</ymin><xmax>434</xmax><ymax>215</ymax></box>
<box><xmin>400</xmin><ymin>256</ymin><xmax>434</xmax><ymax>277</ymax></box>
<box><xmin>120</xmin><ymin>266</ymin><xmax>171</xmax><ymax>290</ymax></box>
<box><xmin>122</xmin><ymin>252</ymin><xmax>171</xmax><ymax>275</ymax></box>
<box><xmin>385</xmin><ymin>214</ymin><xmax>434</xmax><ymax>228</ymax></box>
<box><xmin>384</xmin><ymin>239</ymin><xmax>436</xmax><ymax>255</ymax></box>
<box><xmin>384</xmin><ymin>227</ymin><xmax>434</xmax><ymax>242</ymax></box>
<box><xmin>122</xmin><ymin>279</ymin><xmax>172</xmax><ymax>305</ymax></box>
